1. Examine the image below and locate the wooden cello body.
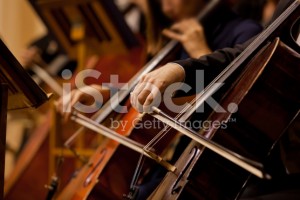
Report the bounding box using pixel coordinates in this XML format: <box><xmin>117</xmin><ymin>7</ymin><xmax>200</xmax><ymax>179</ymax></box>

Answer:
<box><xmin>148</xmin><ymin>1</ymin><xmax>300</xmax><ymax>199</ymax></box>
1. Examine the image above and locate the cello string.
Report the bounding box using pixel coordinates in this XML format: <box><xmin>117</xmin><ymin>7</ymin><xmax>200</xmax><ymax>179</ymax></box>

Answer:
<box><xmin>144</xmin><ymin>98</ymin><xmax>194</xmax><ymax>149</ymax></box>
<box><xmin>145</xmin><ymin>96</ymin><xmax>199</xmax><ymax>150</ymax></box>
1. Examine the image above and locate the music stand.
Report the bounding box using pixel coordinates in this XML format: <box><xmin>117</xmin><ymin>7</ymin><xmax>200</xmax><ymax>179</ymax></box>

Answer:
<box><xmin>29</xmin><ymin>0</ymin><xmax>140</xmax><ymax>59</ymax></box>
<box><xmin>0</xmin><ymin>38</ymin><xmax>50</xmax><ymax>199</ymax></box>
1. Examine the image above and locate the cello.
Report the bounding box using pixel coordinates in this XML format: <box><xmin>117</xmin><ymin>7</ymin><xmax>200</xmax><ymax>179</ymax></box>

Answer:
<box><xmin>146</xmin><ymin>1</ymin><xmax>300</xmax><ymax>199</ymax></box>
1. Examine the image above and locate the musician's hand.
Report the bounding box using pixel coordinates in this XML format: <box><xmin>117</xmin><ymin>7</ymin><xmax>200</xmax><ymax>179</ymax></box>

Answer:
<box><xmin>130</xmin><ymin>63</ymin><xmax>185</xmax><ymax>113</ymax></box>
<box><xmin>55</xmin><ymin>84</ymin><xmax>110</xmax><ymax>122</ymax></box>
<box><xmin>163</xmin><ymin>18</ymin><xmax>212</xmax><ymax>58</ymax></box>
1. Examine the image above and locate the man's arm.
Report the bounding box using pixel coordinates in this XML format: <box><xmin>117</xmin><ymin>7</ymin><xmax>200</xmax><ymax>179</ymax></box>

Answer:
<box><xmin>173</xmin><ymin>42</ymin><xmax>248</xmax><ymax>91</ymax></box>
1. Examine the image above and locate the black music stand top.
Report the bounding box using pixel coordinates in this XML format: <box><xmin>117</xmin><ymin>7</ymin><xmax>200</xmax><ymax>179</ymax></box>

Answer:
<box><xmin>0</xmin><ymin>38</ymin><xmax>50</xmax><ymax>110</ymax></box>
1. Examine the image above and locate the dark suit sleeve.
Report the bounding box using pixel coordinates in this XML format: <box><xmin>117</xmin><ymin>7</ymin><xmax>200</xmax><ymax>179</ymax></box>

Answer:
<box><xmin>173</xmin><ymin>40</ymin><xmax>249</xmax><ymax>92</ymax></box>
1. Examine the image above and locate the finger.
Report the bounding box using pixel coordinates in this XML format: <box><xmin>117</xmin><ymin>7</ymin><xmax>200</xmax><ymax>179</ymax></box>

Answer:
<box><xmin>143</xmin><ymin>86</ymin><xmax>161</xmax><ymax>113</ymax></box>
<box><xmin>162</xmin><ymin>29</ymin><xmax>183</xmax><ymax>41</ymax></box>
<box><xmin>137</xmin><ymin>89</ymin><xmax>151</xmax><ymax>113</ymax></box>
<box><xmin>131</xmin><ymin>81</ymin><xmax>147</xmax><ymax>109</ymax></box>
<box><xmin>136</xmin><ymin>82</ymin><xmax>154</xmax><ymax>112</ymax></box>
<box><xmin>143</xmin><ymin>93</ymin><xmax>153</xmax><ymax>113</ymax></box>
<box><xmin>137</xmin><ymin>81</ymin><xmax>160</xmax><ymax>113</ymax></box>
